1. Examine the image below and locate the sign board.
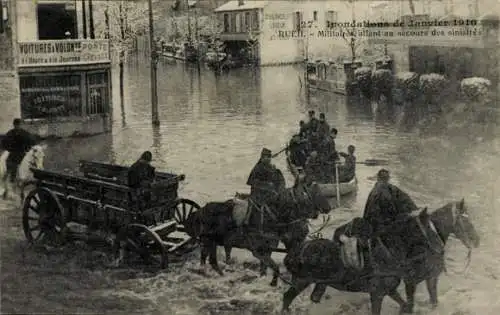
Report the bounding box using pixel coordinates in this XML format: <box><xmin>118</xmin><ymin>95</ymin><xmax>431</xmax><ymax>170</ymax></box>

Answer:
<box><xmin>18</xmin><ymin>39</ymin><xmax>110</xmax><ymax>67</ymax></box>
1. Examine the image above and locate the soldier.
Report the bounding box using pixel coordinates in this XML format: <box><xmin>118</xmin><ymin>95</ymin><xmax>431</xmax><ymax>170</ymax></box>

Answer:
<box><xmin>127</xmin><ymin>151</ymin><xmax>156</xmax><ymax>189</ymax></box>
<box><xmin>245</xmin><ymin>148</ymin><xmax>281</xmax><ymax>225</ymax></box>
<box><xmin>1</xmin><ymin>118</ymin><xmax>40</xmax><ymax>186</ymax></box>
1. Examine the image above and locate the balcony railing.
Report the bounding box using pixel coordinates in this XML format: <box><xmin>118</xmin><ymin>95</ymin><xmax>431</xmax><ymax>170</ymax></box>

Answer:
<box><xmin>18</xmin><ymin>39</ymin><xmax>110</xmax><ymax>68</ymax></box>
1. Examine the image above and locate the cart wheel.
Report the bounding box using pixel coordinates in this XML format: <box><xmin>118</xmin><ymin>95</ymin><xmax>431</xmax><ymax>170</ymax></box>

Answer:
<box><xmin>22</xmin><ymin>188</ymin><xmax>67</xmax><ymax>246</ymax></box>
<box><xmin>116</xmin><ymin>223</ymin><xmax>168</xmax><ymax>269</ymax></box>
<box><xmin>174</xmin><ymin>198</ymin><xmax>200</xmax><ymax>226</ymax></box>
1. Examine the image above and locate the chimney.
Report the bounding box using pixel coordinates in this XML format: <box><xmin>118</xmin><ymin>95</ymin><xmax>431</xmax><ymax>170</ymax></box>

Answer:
<box><xmin>238</xmin><ymin>0</ymin><xmax>244</xmax><ymax>6</ymax></box>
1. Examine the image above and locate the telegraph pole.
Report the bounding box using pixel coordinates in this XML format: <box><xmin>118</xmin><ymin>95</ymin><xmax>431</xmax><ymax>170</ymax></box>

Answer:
<box><xmin>148</xmin><ymin>0</ymin><xmax>160</xmax><ymax>126</ymax></box>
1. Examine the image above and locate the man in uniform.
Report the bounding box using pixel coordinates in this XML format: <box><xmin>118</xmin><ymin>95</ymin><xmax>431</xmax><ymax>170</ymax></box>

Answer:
<box><xmin>244</xmin><ymin>148</ymin><xmax>281</xmax><ymax>226</ymax></box>
<box><xmin>363</xmin><ymin>169</ymin><xmax>418</xmax><ymax>235</ymax></box>
<box><xmin>1</xmin><ymin>118</ymin><xmax>40</xmax><ymax>192</ymax></box>
<box><xmin>338</xmin><ymin>145</ymin><xmax>356</xmax><ymax>182</ymax></box>
<box><xmin>304</xmin><ymin>151</ymin><xmax>322</xmax><ymax>184</ymax></box>
<box><xmin>305</xmin><ymin>110</ymin><xmax>320</xmax><ymax>152</ymax></box>
<box><xmin>317</xmin><ymin>113</ymin><xmax>330</xmax><ymax>140</ymax></box>
<box><xmin>318</xmin><ymin>128</ymin><xmax>339</xmax><ymax>181</ymax></box>
<box><xmin>128</xmin><ymin>151</ymin><xmax>156</xmax><ymax>189</ymax></box>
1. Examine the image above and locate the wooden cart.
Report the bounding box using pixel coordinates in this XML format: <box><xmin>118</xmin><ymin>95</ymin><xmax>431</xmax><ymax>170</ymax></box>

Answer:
<box><xmin>22</xmin><ymin>160</ymin><xmax>201</xmax><ymax>269</ymax></box>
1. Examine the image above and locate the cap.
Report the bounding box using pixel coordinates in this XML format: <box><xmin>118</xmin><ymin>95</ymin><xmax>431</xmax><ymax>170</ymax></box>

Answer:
<box><xmin>377</xmin><ymin>169</ymin><xmax>390</xmax><ymax>180</ymax></box>
<box><xmin>140</xmin><ymin>151</ymin><xmax>153</xmax><ymax>162</ymax></box>
<box><xmin>261</xmin><ymin>148</ymin><xmax>272</xmax><ymax>157</ymax></box>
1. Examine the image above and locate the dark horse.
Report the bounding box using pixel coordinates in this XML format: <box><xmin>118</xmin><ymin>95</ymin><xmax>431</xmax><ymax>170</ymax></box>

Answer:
<box><xmin>183</xmin><ymin>182</ymin><xmax>331</xmax><ymax>286</ymax></box>
<box><xmin>281</xmin><ymin>198</ymin><xmax>480</xmax><ymax>315</ymax></box>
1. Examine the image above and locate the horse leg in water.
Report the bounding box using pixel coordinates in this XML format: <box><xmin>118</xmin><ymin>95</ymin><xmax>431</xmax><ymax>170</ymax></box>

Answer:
<box><xmin>252</xmin><ymin>248</ymin><xmax>280</xmax><ymax>287</ymax></box>
<box><xmin>224</xmin><ymin>244</ymin><xmax>234</xmax><ymax>264</ymax></box>
<box><xmin>200</xmin><ymin>241</ymin><xmax>210</xmax><ymax>274</ymax></box>
<box><xmin>203</xmin><ymin>237</ymin><xmax>224</xmax><ymax>276</ymax></box>
<box><xmin>282</xmin><ymin>277</ymin><xmax>312</xmax><ymax>313</ymax></box>
<box><xmin>403</xmin><ymin>280</ymin><xmax>418</xmax><ymax>313</ymax></box>
<box><xmin>426</xmin><ymin>277</ymin><xmax>439</xmax><ymax>308</ymax></box>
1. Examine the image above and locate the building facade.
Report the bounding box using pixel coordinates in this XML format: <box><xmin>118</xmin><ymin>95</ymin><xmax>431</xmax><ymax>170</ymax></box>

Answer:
<box><xmin>4</xmin><ymin>0</ymin><xmax>112</xmax><ymax>137</ymax></box>
<box><xmin>214</xmin><ymin>0</ymin><xmax>373</xmax><ymax>66</ymax></box>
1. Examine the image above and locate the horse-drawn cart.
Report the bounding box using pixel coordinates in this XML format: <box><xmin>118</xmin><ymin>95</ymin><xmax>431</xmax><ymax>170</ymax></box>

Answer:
<box><xmin>22</xmin><ymin>160</ymin><xmax>201</xmax><ymax>269</ymax></box>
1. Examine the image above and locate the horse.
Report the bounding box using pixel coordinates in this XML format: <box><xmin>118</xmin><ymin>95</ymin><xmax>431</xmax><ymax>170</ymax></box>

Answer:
<box><xmin>0</xmin><ymin>144</ymin><xmax>46</xmax><ymax>201</ymax></box>
<box><xmin>183</xmin><ymin>182</ymin><xmax>331</xmax><ymax>287</ymax></box>
<box><xmin>281</xmin><ymin>199</ymin><xmax>480</xmax><ymax>315</ymax></box>
<box><xmin>399</xmin><ymin>198</ymin><xmax>480</xmax><ymax>313</ymax></box>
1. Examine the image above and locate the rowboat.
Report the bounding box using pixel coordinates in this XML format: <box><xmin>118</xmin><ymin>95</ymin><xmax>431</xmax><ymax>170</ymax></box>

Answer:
<box><xmin>286</xmin><ymin>152</ymin><xmax>358</xmax><ymax>198</ymax></box>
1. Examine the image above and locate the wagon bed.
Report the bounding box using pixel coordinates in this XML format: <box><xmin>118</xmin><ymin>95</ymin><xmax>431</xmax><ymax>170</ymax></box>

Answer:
<box><xmin>22</xmin><ymin>160</ymin><xmax>201</xmax><ymax>269</ymax></box>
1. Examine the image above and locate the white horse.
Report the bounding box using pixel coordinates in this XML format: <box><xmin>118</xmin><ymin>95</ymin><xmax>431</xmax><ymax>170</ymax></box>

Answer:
<box><xmin>0</xmin><ymin>144</ymin><xmax>46</xmax><ymax>202</ymax></box>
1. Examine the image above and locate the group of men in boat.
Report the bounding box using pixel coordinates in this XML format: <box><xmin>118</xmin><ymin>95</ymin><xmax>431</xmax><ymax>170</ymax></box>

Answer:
<box><xmin>288</xmin><ymin>110</ymin><xmax>356</xmax><ymax>184</ymax></box>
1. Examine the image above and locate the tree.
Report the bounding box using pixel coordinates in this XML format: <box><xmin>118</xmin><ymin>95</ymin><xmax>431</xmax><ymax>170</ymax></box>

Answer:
<box><xmin>95</xmin><ymin>1</ymin><xmax>161</xmax><ymax>115</ymax></box>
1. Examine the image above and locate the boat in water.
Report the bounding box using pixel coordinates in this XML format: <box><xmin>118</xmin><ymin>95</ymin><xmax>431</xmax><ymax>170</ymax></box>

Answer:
<box><xmin>159</xmin><ymin>42</ymin><xmax>198</xmax><ymax>62</ymax></box>
<box><xmin>286</xmin><ymin>151</ymin><xmax>358</xmax><ymax>198</ymax></box>
<box><xmin>306</xmin><ymin>60</ymin><xmax>357</xmax><ymax>95</ymax></box>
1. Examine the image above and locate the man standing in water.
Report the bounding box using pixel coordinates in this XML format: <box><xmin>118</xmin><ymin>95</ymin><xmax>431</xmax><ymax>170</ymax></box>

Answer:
<box><xmin>1</xmin><ymin>118</ymin><xmax>40</xmax><ymax>198</ymax></box>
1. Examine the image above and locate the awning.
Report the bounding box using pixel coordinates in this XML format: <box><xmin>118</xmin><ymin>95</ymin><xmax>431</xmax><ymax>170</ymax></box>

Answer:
<box><xmin>188</xmin><ymin>0</ymin><xmax>197</xmax><ymax>7</ymax></box>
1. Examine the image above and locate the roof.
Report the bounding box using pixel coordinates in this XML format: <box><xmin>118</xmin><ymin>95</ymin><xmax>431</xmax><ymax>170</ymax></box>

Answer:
<box><xmin>214</xmin><ymin>1</ymin><xmax>268</xmax><ymax>12</ymax></box>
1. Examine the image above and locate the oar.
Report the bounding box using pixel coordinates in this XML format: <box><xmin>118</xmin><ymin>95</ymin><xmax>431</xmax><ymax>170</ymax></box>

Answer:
<box><xmin>357</xmin><ymin>159</ymin><xmax>389</xmax><ymax>166</ymax></box>
<box><xmin>272</xmin><ymin>146</ymin><xmax>288</xmax><ymax>158</ymax></box>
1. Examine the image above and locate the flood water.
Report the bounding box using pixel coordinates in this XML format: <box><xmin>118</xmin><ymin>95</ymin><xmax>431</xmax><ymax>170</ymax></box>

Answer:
<box><xmin>1</xmin><ymin>55</ymin><xmax>499</xmax><ymax>314</ymax></box>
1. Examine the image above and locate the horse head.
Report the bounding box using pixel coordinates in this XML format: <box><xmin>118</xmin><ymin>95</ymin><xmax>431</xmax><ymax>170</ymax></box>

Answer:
<box><xmin>17</xmin><ymin>144</ymin><xmax>46</xmax><ymax>182</ymax></box>
<box><xmin>30</xmin><ymin>144</ymin><xmax>47</xmax><ymax>169</ymax></box>
<box><xmin>449</xmin><ymin>198</ymin><xmax>480</xmax><ymax>249</ymax></box>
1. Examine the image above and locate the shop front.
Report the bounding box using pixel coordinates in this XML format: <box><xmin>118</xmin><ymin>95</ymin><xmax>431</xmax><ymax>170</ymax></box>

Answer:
<box><xmin>17</xmin><ymin>39</ymin><xmax>112</xmax><ymax>137</ymax></box>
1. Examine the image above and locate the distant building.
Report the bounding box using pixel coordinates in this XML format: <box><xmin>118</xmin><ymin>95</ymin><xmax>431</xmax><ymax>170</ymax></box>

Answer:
<box><xmin>4</xmin><ymin>0</ymin><xmax>112</xmax><ymax>138</ymax></box>
<box><xmin>214</xmin><ymin>0</ymin><xmax>372</xmax><ymax>66</ymax></box>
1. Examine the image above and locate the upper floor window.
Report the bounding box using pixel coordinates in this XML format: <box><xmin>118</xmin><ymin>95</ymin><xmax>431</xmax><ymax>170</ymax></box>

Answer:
<box><xmin>294</xmin><ymin>11</ymin><xmax>302</xmax><ymax>31</ymax></box>
<box><xmin>313</xmin><ymin>11</ymin><xmax>318</xmax><ymax>22</ymax></box>
<box><xmin>325</xmin><ymin>10</ymin><xmax>338</xmax><ymax>28</ymax></box>
<box><xmin>223</xmin><ymin>13</ymin><xmax>229</xmax><ymax>32</ymax></box>
<box><xmin>245</xmin><ymin>12</ymin><xmax>250</xmax><ymax>31</ymax></box>
<box><xmin>252</xmin><ymin>11</ymin><xmax>259</xmax><ymax>30</ymax></box>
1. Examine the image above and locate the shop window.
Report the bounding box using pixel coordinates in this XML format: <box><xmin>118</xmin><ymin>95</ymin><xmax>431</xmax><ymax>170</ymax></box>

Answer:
<box><xmin>20</xmin><ymin>73</ymin><xmax>81</xmax><ymax>119</ymax></box>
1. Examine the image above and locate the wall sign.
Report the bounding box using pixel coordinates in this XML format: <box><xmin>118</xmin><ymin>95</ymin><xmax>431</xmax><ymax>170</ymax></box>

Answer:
<box><xmin>18</xmin><ymin>39</ymin><xmax>110</xmax><ymax>67</ymax></box>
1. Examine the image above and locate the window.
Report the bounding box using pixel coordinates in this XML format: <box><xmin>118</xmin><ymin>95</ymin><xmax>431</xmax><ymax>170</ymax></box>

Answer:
<box><xmin>231</xmin><ymin>13</ymin><xmax>237</xmax><ymax>32</ymax></box>
<box><xmin>245</xmin><ymin>12</ymin><xmax>250</xmax><ymax>31</ymax></box>
<box><xmin>87</xmin><ymin>72</ymin><xmax>108</xmax><ymax>115</ymax></box>
<box><xmin>37</xmin><ymin>4</ymin><xmax>77</xmax><ymax>39</ymax></box>
<box><xmin>294</xmin><ymin>11</ymin><xmax>302</xmax><ymax>31</ymax></box>
<box><xmin>325</xmin><ymin>10</ymin><xmax>338</xmax><ymax>28</ymax></box>
<box><xmin>313</xmin><ymin>11</ymin><xmax>318</xmax><ymax>22</ymax></box>
<box><xmin>252</xmin><ymin>10</ymin><xmax>259</xmax><ymax>30</ymax></box>
<box><xmin>20</xmin><ymin>74</ymin><xmax>82</xmax><ymax>119</ymax></box>
<box><xmin>235</xmin><ymin>13</ymin><xmax>241</xmax><ymax>32</ymax></box>
<box><xmin>223</xmin><ymin>13</ymin><xmax>229</xmax><ymax>32</ymax></box>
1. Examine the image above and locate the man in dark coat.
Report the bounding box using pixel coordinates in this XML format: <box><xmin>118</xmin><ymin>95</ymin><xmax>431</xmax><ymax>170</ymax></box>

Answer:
<box><xmin>317</xmin><ymin>113</ymin><xmax>330</xmax><ymax>140</ymax></box>
<box><xmin>305</xmin><ymin>110</ymin><xmax>320</xmax><ymax>152</ymax></box>
<box><xmin>362</xmin><ymin>169</ymin><xmax>419</xmax><ymax>271</ymax></box>
<box><xmin>363</xmin><ymin>169</ymin><xmax>418</xmax><ymax>234</ymax></box>
<box><xmin>128</xmin><ymin>151</ymin><xmax>156</xmax><ymax>189</ymax></box>
<box><xmin>288</xmin><ymin>134</ymin><xmax>308</xmax><ymax>167</ymax></box>
<box><xmin>244</xmin><ymin>148</ymin><xmax>281</xmax><ymax>226</ymax></box>
<box><xmin>1</xmin><ymin>118</ymin><xmax>39</xmax><ymax>184</ymax></box>
<box><xmin>318</xmin><ymin>128</ymin><xmax>339</xmax><ymax>181</ymax></box>
<box><xmin>338</xmin><ymin>145</ymin><xmax>356</xmax><ymax>182</ymax></box>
